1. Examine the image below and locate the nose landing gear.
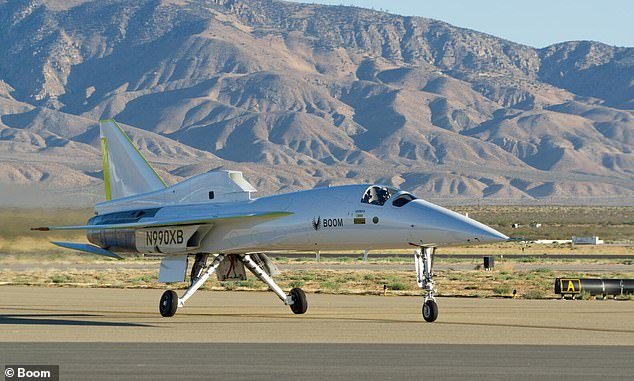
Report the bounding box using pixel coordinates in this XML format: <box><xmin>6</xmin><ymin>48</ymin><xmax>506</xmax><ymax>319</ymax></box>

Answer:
<box><xmin>422</xmin><ymin>299</ymin><xmax>438</xmax><ymax>322</ymax></box>
<box><xmin>415</xmin><ymin>246</ymin><xmax>438</xmax><ymax>322</ymax></box>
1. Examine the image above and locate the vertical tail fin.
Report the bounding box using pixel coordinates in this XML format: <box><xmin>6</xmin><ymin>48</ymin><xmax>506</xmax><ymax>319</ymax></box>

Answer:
<box><xmin>99</xmin><ymin>119</ymin><xmax>167</xmax><ymax>200</ymax></box>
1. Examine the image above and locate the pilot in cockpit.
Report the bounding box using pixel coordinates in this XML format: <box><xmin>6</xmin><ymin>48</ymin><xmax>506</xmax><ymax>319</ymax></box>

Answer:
<box><xmin>375</xmin><ymin>187</ymin><xmax>390</xmax><ymax>205</ymax></box>
<box><xmin>362</xmin><ymin>186</ymin><xmax>391</xmax><ymax>205</ymax></box>
<box><xmin>361</xmin><ymin>188</ymin><xmax>372</xmax><ymax>204</ymax></box>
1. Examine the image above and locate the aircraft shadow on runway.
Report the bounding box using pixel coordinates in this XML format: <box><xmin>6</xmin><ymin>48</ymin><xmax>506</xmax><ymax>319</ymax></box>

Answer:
<box><xmin>436</xmin><ymin>321</ymin><xmax>634</xmax><ymax>334</ymax></box>
<box><xmin>0</xmin><ymin>313</ymin><xmax>152</xmax><ymax>327</ymax></box>
<box><xmin>172</xmin><ymin>312</ymin><xmax>634</xmax><ymax>335</ymax></box>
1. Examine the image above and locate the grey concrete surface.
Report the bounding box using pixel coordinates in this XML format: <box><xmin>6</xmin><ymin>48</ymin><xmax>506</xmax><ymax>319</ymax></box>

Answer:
<box><xmin>1</xmin><ymin>287</ymin><xmax>633</xmax><ymax>380</ymax></box>
<box><xmin>1</xmin><ymin>287</ymin><xmax>633</xmax><ymax>345</ymax></box>
<box><xmin>1</xmin><ymin>343</ymin><xmax>633</xmax><ymax>381</ymax></box>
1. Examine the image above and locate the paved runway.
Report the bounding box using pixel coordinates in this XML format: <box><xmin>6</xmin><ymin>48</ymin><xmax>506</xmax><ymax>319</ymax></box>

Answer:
<box><xmin>2</xmin><ymin>343</ymin><xmax>632</xmax><ymax>380</ymax></box>
<box><xmin>1</xmin><ymin>287</ymin><xmax>633</xmax><ymax>380</ymax></box>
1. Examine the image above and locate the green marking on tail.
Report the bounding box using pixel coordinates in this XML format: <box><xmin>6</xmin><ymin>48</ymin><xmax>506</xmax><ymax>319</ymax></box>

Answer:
<box><xmin>100</xmin><ymin>137</ymin><xmax>112</xmax><ymax>201</ymax></box>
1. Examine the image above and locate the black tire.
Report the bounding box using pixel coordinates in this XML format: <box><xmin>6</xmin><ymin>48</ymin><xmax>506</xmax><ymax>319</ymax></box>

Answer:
<box><xmin>159</xmin><ymin>290</ymin><xmax>178</xmax><ymax>317</ymax></box>
<box><xmin>422</xmin><ymin>299</ymin><xmax>438</xmax><ymax>322</ymax></box>
<box><xmin>289</xmin><ymin>287</ymin><xmax>308</xmax><ymax>314</ymax></box>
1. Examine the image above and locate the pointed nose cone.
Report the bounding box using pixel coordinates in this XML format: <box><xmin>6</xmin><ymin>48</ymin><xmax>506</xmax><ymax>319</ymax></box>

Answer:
<box><xmin>464</xmin><ymin>219</ymin><xmax>509</xmax><ymax>244</ymax></box>
<box><xmin>409</xmin><ymin>200</ymin><xmax>508</xmax><ymax>246</ymax></box>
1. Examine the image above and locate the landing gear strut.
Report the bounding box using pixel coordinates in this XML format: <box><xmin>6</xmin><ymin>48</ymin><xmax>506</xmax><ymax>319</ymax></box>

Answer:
<box><xmin>415</xmin><ymin>246</ymin><xmax>438</xmax><ymax>322</ymax></box>
<box><xmin>160</xmin><ymin>254</ymin><xmax>226</xmax><ymax>317</ymax></box>
<box><xmin>240</xmin><ymin>254</ymin><xmax>308</xmax><ymax>314</ymax></box>
<box><xmin>159</xmin><ymin>253</ymin><xmax>308</xmax><ymax>317</ymax></box>
<box><xmin>190</xmin><ymin>253</ymin><xmax>208</xmax><ymax>286</ymax></box>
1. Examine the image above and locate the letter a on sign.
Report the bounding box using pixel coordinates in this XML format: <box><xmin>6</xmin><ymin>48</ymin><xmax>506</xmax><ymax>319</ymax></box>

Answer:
<box><xmin>566</xmin><ymin>280</ymin><xmax>576</xmax><ymax>292</ymax></box>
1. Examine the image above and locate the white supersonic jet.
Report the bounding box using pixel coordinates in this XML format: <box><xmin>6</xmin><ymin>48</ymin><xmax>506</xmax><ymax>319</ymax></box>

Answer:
<box><xmin>33</xmin><ymin>120</ymin><xmax>508</xmax><ymax>322</ymax></box>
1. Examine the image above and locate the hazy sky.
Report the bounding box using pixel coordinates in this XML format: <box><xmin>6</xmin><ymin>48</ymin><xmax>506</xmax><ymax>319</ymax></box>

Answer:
<box><xmin>287</xmin><ymin>0</ymin><xmax>632</xmax><ymax>48</ymax></box>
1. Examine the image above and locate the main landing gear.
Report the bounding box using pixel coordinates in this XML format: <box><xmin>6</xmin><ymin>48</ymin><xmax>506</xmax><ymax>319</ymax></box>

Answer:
<box><xmin>190</xmin><ymin>253</ymin><xmax>208</xmax><ymax>287</ymax></box>
<box><xmin>159</xmin><ymin>290</ymin><xmax>178</xmax><ymax>317</ymax></box>
<box><xmin>159</xmin><ymin>253</ymin><xmax>308</xmax><ymax>317</ymax></box>
<box><xmin>415</xmin><ymin>246</ymin><xmax>438</xmax><ymax>322</ymax></box>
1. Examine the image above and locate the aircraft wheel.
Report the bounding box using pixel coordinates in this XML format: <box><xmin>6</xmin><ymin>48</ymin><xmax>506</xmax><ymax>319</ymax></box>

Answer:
<box><xmin>422</xmin><ymin>299</ymin><xmax>438</xmax><ymax>322</ymax></box>
<box><xmin>289</xmin><ymin>288</ymin><xmax>308</xmax><ymax>314</ymax></box>
<box><xmin>159</xmin><ymin>290</ymin><xmax>178</xmax><ymax>317</ymax></box>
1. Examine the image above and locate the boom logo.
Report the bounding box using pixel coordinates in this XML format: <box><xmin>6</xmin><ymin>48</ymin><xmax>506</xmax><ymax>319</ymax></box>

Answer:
<box><xmin>322</xmin><ymin>218</ymin><xmax>344</xmax><ymax>228</ymax></box>
<box><xmin>312</xmin><ymin>217</ymin><xmax>344</xmax><ymax>229</ymax></box>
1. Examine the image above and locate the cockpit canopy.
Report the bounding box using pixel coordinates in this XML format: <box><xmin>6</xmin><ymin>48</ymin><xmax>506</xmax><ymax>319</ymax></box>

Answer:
<box><xmin>360</xmin><ymin>185</ymin><xmax>418</xmax><ymax>207</ymax></box>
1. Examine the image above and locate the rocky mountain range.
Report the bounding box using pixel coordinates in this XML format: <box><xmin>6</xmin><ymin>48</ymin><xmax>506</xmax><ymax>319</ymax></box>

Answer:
<box><xmin>0</xmin><ymin>0</ymin><xmax>632</xmax><ymax>206</ymax></box>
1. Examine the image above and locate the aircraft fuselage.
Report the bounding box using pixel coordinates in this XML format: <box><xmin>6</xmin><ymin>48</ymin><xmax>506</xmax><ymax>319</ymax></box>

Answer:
<box><xmin>88</xmin><ymin>184</ymin><xmax>508</xmax><ymax>255</ymax></box>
